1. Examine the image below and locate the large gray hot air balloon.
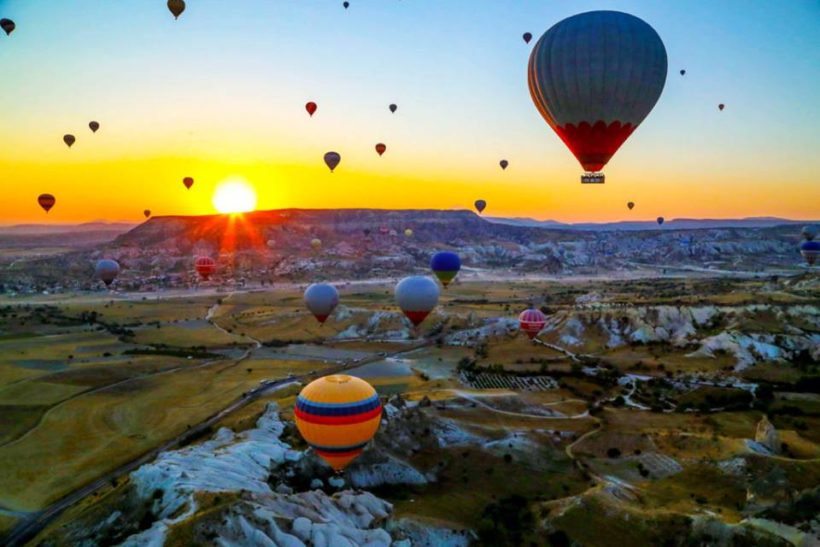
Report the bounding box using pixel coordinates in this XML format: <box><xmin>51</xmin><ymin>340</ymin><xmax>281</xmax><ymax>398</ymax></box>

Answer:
<box><xmin>95</xmin><ymin>259</ymin><xmax>120</xmax><ymax>287</ymax></box>
<box><xmin>528</xmin><ymin>11</ymin><xmax>667</xmax><ymax>183</ymax></box>
<box><xmin>304</xmin><ymin>283</ymin><xmax>339</xmax><ymax>324</ymax></box>
<box><xmin>395</xmin><ymin>276</ymin><xmax>439</xmax><ymax>327</ymax></box>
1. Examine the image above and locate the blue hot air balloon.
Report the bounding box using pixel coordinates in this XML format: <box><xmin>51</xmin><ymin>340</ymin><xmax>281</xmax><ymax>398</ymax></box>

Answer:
<box><xmin>430</xmin><ymin>251</ymin><xmax>461</xmax><ymax>287</ymax></box>
<box><xmin>800</xmin><ymin>240</ymin><xmax>820</xmax><ymax>266</ymax></box>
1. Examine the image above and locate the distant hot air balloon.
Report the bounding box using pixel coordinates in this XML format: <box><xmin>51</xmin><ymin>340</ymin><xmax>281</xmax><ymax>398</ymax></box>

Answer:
<box><xmin>311</xmin><ymin>238</ymin><xmax>322</xmax><ymax>251</ymax></box>
<box><xmin>718</xmin><ymin>104</ymin><xmax>725</xmax><ymax>111</ymax></box>
<box><xmin>0</xmin><ymin>18</ymin><xmax>15</xmax><ymax>36</ymax></box>
<box><xmin>343</xmin><ymin>1</ymin><xmax>350</xmax><ymax>8</ymax></box>
<box><xmin>519</xmin><ymin>308</ymin><xmax>547</xmax><ymax>340</ymax></box>
<box><xmin>800</xmin><ymin>240</ymin><xmax>820</xmax><ymax>266</ymax></box>
<box><xmin>89</xmin><ymin>121</ymin><xmax>100</xmax><ymax>133</ymax></box>
<box><xmin>294</xmin><ymin>374</ymin><xmax>381</xmax><ymax>472</ymax></box>
<box><xmin>363</xmin><ymin>228</ymin><xmax>371</xmax><ymax>237</ymax></box>
<box><xmin>167</xmin><ymin>0</ymin><xmax>185</xmax><ymax>19</ymax></box>
<box><xmin>375</xmin><ymin>143</ymin><xmax>386</xmax><ymax>156</ymax></box>
<box><xmin>389</xmin><ymin>103</ymin><xmax>397</xmax><ymax>114</ymax></box>
<box><xmin>195</xmin><ymin>256</ymin><xmax>216</xmax><ymax>280</ymax></box>
<box><xmin>143</xmin><ymin>209</ymin><xmax>151</xmax><ymax>218</ymax></box>
<box><xmin>95</xmin><ymin>259</ymin><xmax>120</xmax><ymax>287</ymax></box>
<box><xmin>474</xmin><ymin>199</ymin><xmax>487</xmax><ymax>214</ymax></box>
<box><xmin>529</xmin><ymin>11</ymin><xmax>667</xmax><ymax>183</ymax></box>
<box><xmin>627</xmin><ymin>202</ymin><xmax>635</xmax><ymax>210</ymax></box>
<box><xmin>63</xmin><ymin>134</ymin><xmax>75</xmax><ymax>148</ymax></box>
<box><xmin>523</xmin><ymin>32</ymin><xmax>532</xmax><ymax>44</ymax></box>
<box><xmin>38</xmin><ymin>194</ymin><xmax>56</xmax><ymax>213</ymax></box>
<box><xmin>183</xmin><ymin>177</ymin><xmax>194</xmax><ymax>189</ymax></box>
<box><xmin>801</xmin><ymin>225</ymin><xmax>818</xmax><ymax>241</ymax></box>
<box><xmin>499</xmin><ymin>159</ymin><xmax>509</xmax><ymax>170</ymax></box>
<box><xmin>404</xmin><ymin>228</ymin><xmax>413</xmax><ymax>238</ymax></box>
<box><xmin>305</xmin><ymin>101</ymin><xmax>317</xmax><ymax>117</ymax></box>
<box><xmin>395</xmin><ymin>276</ymin><xmax>440</xmax><ymax>326</ymax></box>
<box><xmin>304</xmin><ymin>283</ymin><xmax>339</xmax><ymax>324</ymax></box>
<box><xmin>680</xmin><ymin>69</ymin><xmax>686</xmax><ymax>76</ymax></box>
<box><xmin>657</xmin><ymin>216</ymin><xmax>665</xmax><ymax>226</ymax></box>
<box><xmin>430</xmin><ymin>251</ymin><xmax>461</xmax><ymax>288</ymax></box>
<box><xmin>324</xmin><ymin>152</ymin><xmax>341</xmax><ymax>172</ymax></box>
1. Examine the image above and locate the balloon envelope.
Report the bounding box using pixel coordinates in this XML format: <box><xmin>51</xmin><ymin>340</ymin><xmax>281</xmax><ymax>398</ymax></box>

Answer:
<box><xmin>304</xmin><ymin>283</ymin><xmax>339</xmax><ymax>324</ymax></box>
<box><xmin>310</xmin><ymin>238</ymin><xmax>322</xmax><ymax>250</ymax></box>
<box><xmin>305</xmin><ymin>101</ymin><xmax>317</xmax><ymax>116</ymax></box>
<box><xmin>95</xmin><ymin>259</ymin><xmax>120</xmax><ymax>287</ymax></box>
<box><xmin>0</xmin><ymin>18</ymin><xmax>15</xmax><ymax>35</ymax></box>
<box><xmin>389</xmin><ymin>103</ymin><xmax>397</xmax><ymax>113</ymax></box>
<box><xmin>801</xmin><ymin>225</ymin><xmax>818</xmax><ymax>241</ymax></box>
<box><xmin>63</xmin><ymin>134</ymin><xmax>75</xmax><ymax>148</ymax></box>
<box><xmin>404</xmin><ymin>228</ymin><xmax>413</xmax><ymax>237</ymax></box>
<box><xmin>627</xmin><ymin>202</ymin><xmax>635</xmax><ymax>210</ymax></box>
<box><xmin>343</xmin><ymin>1</ymin><xmax>350</xmax><ymax>8</ymax></box>
<box><xmin>395</xmin><ymin>276</ymin><xmax>440</xmax><ymax>326</ymax></box>
<box><xmin>89</xmin><ymin>121</ymin><xmax>99</xmax><ymax>133</ymax></box>
<box><xmin>375</xmin><ymin>143</ymin><xmax>386</xmax><ymax>156</ymax></box>
<box><xmin>523</xmin><ymin>32</ymin><xmax>532</xmax><ymax>44</ymax></box>
<box><xmin>719</xmin><ymin>104</ymin><xmax>725</xmax><ymax>111</ymax></box>
<box><xmin>143</xmin><ymin>209</ymin><xmax>151</xmax><ymax>218</ymax></box>
<box><xmin>657</xmin><ymin>217</ymin><xmax>665</xmax><ymax>225</ymax></box>
<box><xmin>680</xmin><ymin>69</ymin><xmax>686</xmax><ymax>76</ymax></box>
<box><xmin>528</xmin><ymin>11</ymin><xmax>667</xmax><ymax>173</ymax></box>
<box><xmin>800</xmin><ymin>241</ymin><xmax>820</xmax><ymax>266</ymax></box>
<box><xmin>294</xmin><ymin>374</ymin><xmax>381</xmax><ymax>472</ymax></box>
<box><xmin>499</xmin><ymin>159</ymin><xmax>508</xmax><ymax>170</ymax></box>
<box><xmin>519</xmin><ymin>308</ymin><xmax>547</xmax><ymax>340</ymax></box>
<box><xmin>195</xmin><ymin>256</ymin><xmax>216</xmax><ymax>280</ymax></box>
<box><xmin>183</xmin><ymin>177</ymin><xmax>194</xmax><ymax>189</ymax></box>
<box><xmin>474</xmin><ymin>199</ymin><xmax>487</xmax><ymax>213</ymax></box>
<box><xmin>167</xmin><ymin>0</ymin><xmax>185</xmax><ymax>19</ymax></box>
<box><xmin>38</xmin><ymin>194</ymin><xmax>56</xmax><ymax>213</ymax></box>
<box><xmin>430</xmin><ymin>251</ymin><xmax>461</xmax><ymax>287</ymax></box>
<box><xmin>324</xmin><ymin>152</ymin><xmax>341</xmax><ymax>172</ymax></box>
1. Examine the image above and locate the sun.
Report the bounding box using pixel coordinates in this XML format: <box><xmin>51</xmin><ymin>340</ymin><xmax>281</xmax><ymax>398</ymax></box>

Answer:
<box><xmin>212</xmin><ymin>178</ymin><xmax>257</xmax><ymax>214</ymax></box>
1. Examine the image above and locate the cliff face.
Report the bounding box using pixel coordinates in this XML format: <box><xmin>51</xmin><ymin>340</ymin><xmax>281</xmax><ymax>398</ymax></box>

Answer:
<box><xmin>755</xmin><ymin>416</ymin><xmax>780</xmax><ymax>454</ymax></box>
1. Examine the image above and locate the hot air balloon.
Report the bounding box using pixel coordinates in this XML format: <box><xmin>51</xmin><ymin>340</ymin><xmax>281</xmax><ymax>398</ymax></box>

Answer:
<box><xmin>800</xmin><ymin>240</ymin><xmax>820</xmax><ymax>266</ymax></box>
<box><xmin>657</xmin><ymin>217</ymin><xmax>665</xmax><ymax>226</ymax></box>
<box><xmin>311</xmin><ymin>238</ymin><xmax>322</xmax><ymax>251</ymax></box>
<box><xmin>680</xmin><ymin>69</ymin><xmax>686</xmax><ymax>76</ymax></box>
<box><xmin>395</xmin><ymin>276</ymin><xmax>440</xmax><ymax>326</ymax></box>
<box><xmin>304</xmin><ymin>283</ymin><xmax>339</xmax><ymax>324</ymax></box>
<box><xmin>523</xmin><ymin>32</ymin><xmax>532</xmax><ymax>44</ymax></box>
<box><xmin>89</xmin><ymin>121</ymin><xmax>100</xmax><ymax>133</ymax></box>
<box><xmin>38</xmin><ymin>194</ymin><xmax>56</xmax><ymax>213</ymax></box>
<box><xmin>430</xmin><ymin>251</ymin><xmax>461</xmax><ymax>287</ymax></box>
<box><xmin>519</xmin><ymin>308</ymin><xmax>547</xmax><ymax>340</ymax></box>
<box><xmin>718</xmin><ymin>104</ymin><xmax>725</xmax><ymax>111</ymax></box>
<box><xmin>195</xmin><ymin>256</ymin><xmax>216</xmax><ymax>280</ymax></box>
<box><xmin>375</xmin><ymin>143</ymin><xmax>386</xmax><ymax>156</ymax></box>
<box><xmin>0</xmin><ymin>18</ymin><xmax>15</xmax><ymax>36</ymax></box>
<box><xmin>63</xmin><ymin>134</ymin><xmax>76</xmax><ymax>148</ymax></box>
<box><xmin>305</xmin><ymin>101</ymin><xmax>317</xmax><ymax>117</ymax></box>
<box><xmin>183</xmin><ymin>177</ymin><xmax>194</xmax><ymax>189</ymax></box>
<box><xmin>499</xmin><ymin>159</ymin><xmax>509</xmax><ymax>170</ymax></box>
<box><xmin>343</xmin><ymin>1</ymin><xmax>350</xmax><ymax>8</ymax></box>
<box><xmin>95</xmin><ymin>259</ymin><xmax>120</xmax><ymax>287</ymax></box>
<box><xmin>627</xmin><ymin>202</ymin><xmax>635</xmax><ymax>210</ymax></box>
<box><xmin>529</xmin><ymin>11</ymin><xmax>667</xmax><ymax>184</ymax></box>
<box><xmin>294</xmin><ymin>374</ymin><xmax>381</xmax><ymax>472</ymax></box>
<box><xmin>404</xmin><ymin>228</ymin><xmax>413</xmax><ymax>238</ymax></box>
<box><xmin>168</xmin><ymin>0</ymin><xmax>185</xmax><ymax>19</ymax></box>
<box><xmin>324</xmin><ymin>152</ymin><xmax>341</xmax><ymax>172</ymax></box>
<box><xmin>363</xmin><ymin>228</ymin><xmax>371</xmax><ymax>237</ymax></box>
<box><xmin>474</xmin><ymin>200</ymin><xmax>487</xmax><ymax>214</ymax></box>
<box><xmin>389</xmin><ymin>104</ymin><xmax>397</xmax><ymax>114</ymax></box>
<box><xmin>143</xmin><ymin>209</ymin><xmax>151</xmax><ymax>218</ymax></box>
<box><xmin>801</xmin><ymin>225</ymin><xmax>818</xmax><ymax>241</ymax></box>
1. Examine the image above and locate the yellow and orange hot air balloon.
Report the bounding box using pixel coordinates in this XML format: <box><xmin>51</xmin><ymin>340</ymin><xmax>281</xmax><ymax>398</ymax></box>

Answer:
<box><xmin>294</xmin><ymin>375</ymin><xmax>382</xmax><ymax>472</ymax></box>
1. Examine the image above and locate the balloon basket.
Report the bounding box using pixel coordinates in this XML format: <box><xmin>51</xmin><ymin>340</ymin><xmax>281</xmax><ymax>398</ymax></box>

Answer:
<box><xmin>581</xmin><ymin>172</ymin><xmax>605</xmax><ymax>184</ymax></box>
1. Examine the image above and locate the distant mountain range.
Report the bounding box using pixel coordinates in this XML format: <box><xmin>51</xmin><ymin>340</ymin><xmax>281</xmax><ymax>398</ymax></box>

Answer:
<box><xmin>486</xmin><ymin>216</ymin><xmax>815</xmax><ymax>231</ymax></box>
<box><xmin>0</xmin><ymin>222</ymin><xmax>136</xmax><ymax>235</ymax></box>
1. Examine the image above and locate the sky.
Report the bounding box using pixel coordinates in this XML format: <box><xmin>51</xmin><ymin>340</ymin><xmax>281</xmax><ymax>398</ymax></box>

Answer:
<box><xmin>0</xmin><ymin>0</ymin><xmax>819</xmax><ymax>224</ymax></box>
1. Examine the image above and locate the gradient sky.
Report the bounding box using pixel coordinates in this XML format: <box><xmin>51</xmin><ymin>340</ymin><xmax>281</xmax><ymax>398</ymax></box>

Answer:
<box><xmin>1</xmin><ymin>0</ymin><xmax>818</xmax><ymax>224</ymax></box>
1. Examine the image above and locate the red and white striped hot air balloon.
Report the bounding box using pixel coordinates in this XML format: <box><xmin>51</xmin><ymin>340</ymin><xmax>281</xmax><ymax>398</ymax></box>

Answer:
<box><xmin>519</xmin><ymin>308</ymin><xmax>547</xmax><ymax>340</ymax></box>
<box><xmin>528</xmin><ymin>11</ymin><xmax>667</xmax><ymax>184</ymax></box>
<box><xmin>195</xmin><ymin>256</ymin><xmax>216</xmax><ymax>280</ymax></box>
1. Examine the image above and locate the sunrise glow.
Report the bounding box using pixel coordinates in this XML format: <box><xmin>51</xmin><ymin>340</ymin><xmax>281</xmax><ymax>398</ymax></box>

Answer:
<box><xmin>212</xmin><ymin>179</ymin><xmax>257</xmax><ymax>214</ymax></box>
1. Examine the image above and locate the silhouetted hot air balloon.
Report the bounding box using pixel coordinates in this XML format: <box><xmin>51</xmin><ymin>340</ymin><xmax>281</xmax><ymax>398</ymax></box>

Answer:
<box><xmin>38</xmin><ymin>194</ymin><xmax>56</xmax><ymax>213</ymax></box>
<box><xmin>523</xmin><ymin>32</ymin><xmax>532</xmax><ymax>44</ymax></box>
<box><xmin>389</xmin><ymin>104</ymin><xmax>397</xmax><ymax>114</ymax></box>
<box><xmin>475</xmin><ymin>199</ymin><xmax>487</xmax><ymax>214</ymax></box>
<box><xmin>404</xmin><ymin>228</ymin><xmax>413</xmax><ymax>238</ymax></box>
<box><xmin>89</xmin><ymin>121</ymin><xmax>100</xmax><ymax>133</ymax></box>
<box><xmin>718</xmin><ymin>104</ymin><xmax>725</xmax><ymax>111</ymax></box>
<box><xmin>304</xmin><ymin>283</ymin><xmax>339</xmax><ymax>324</ymax></box>
<box><xmin>95</xmin><ymin>259</ymin><xmax>120</xmax><ymax>287</ymax></box>
<box><xmin>375</xmin><ymin>143</ymin><xmax>386</xmax><ymax>156</ymax></box>
<box><xmin>395</xmin><ymin>276</ymin><xmax>440</xmax><ymax>326</ymax></box>
<box><xmin>195</xmin><ymin>256</ymin><xmax>216</xmax><ymax>280</ymax></box>
<box><xmin>294</xmin><ymin>374</ymin><xmax>381</xmax><ymax>472</ymax></box>
<box><xmin>801</xmin><ymin>225</ymin><xmax>818</xmax><ymax>241</ymax></box>
<box><xmin>63</xmin><ymin>134</ymin><xmax>75</xmax><ymax>148</ymax></box>
<box><xmin>343</xmin><ymin>1</ymin><xmax>350</xmax><ymax>8</ymax></box>
<box><xmin>143</xmin><ymin>209</ymin><xmax>151</xmax><ymax>219</ymax></box>
<box><xmin>499</xmin><ymin>159</ymin><xmax>509</xmax><ymax>170</ymax></box>
<box><xmin>168</xmin><ymin>0</ymin><xmax>185</xmax><ymax>19</ymax></box>
<box><xmin>311</xmin><ymin>238</ymin><xmax>322</xmax><ymax>251</ymax></box>
<box><xmin>627</xmin><ymin>202</ymin><xmax>635</xmax><ymax>210</ymax></box>
<box><xmin>800</xmin><ymin>240</ymin><xmax>820</xmax><ymax>266</ymax></box>
<box><xmin>519</xmin><ymin>308</ymin><xmax>547</xmax><ymax>340</ymax></box>
<box><xmin>324</xmin><ymin>152</ymin><xmax>341</xmax><ymax>172</ymax></box>
<box><xmin>529</xmin><ymin>11</ymin><xmax>667</xmax><ymax>184</ymax></box>
<box><xmin>657</xmin><ymin>217</ymin><xmax>665</xmax><ymax>226</ymax></box>
<box><xmin>430</xmin><ymin>251</ymin><xmax>461</xmax><ymax>287</ymax></box>
<box><xmin>305</xmin><ymin>101</ymin><xmax>317</xmax><ymax>117</ymax></box>
<box><xmin>0</xmin><ymin>18</ymin><xmax>15</xmax><ymax>36</ymax></box>
<box><xmin>183</xmin><ymin>177</ymin><xmax>194</xmax><ymax>189</ymax></box>
<box><xmin>363</xmin><ymin>228</ymin><xmax>371</xmax><ymax>237</ymax></box>
<box><xmin>680</xmin><ymin>69</ymin><xmax>686</xmax><ymax>76</ymax></box>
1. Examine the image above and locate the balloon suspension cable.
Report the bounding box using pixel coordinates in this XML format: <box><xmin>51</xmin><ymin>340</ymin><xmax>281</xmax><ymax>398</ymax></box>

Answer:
<box><xmin>580</xmin><ymin>172</ymin><xmax>605</xmax><ymax>184</ymax></box>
